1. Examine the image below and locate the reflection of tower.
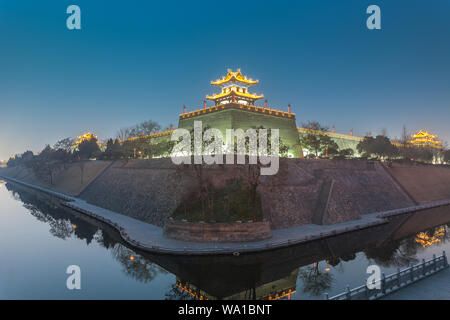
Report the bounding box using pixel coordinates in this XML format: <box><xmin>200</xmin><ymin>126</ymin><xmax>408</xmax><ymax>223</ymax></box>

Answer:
<box><xmin>174</xmin><ymin>268</ymin><xmax>299</xmax><ymax>300</ymax></box>
<box><xmin>414</xmin><ymin>226</ymin><xmax>446</xmax><ymax>247</ymax></box>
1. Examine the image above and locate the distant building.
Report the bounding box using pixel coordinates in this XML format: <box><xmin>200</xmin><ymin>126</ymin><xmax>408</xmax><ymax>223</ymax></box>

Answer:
<box><xmin>407</xmin><ymin>130</ymin><xmax>442</xmax><ymax>149</ymax></box>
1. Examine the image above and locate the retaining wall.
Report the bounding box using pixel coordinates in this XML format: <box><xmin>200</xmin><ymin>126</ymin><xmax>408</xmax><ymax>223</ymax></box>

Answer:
<box><xmin>163</xmin><ymin>220</ymin><xmax>272</xmax><ymax>242</ymax></box>
<box><xmin>386</xmin><ymin>163</ymin><xmax>450</xmax><ymax>204</ymax></box>
<box><xmin>2</xmin><ymin>158</ymin><xmax>449</xmax><ymax>230</ymax></box>
<box><xmin>0</xmin><ymin>160</ymin><xmax>111</xmax><ymax>196</ymax></box>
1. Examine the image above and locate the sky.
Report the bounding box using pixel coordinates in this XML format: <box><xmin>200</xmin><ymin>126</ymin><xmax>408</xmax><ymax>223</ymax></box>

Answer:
<box><xmin>1</xmin><ymin>0</ymin><xmax>450</xmax><ymax>160</ymax></box>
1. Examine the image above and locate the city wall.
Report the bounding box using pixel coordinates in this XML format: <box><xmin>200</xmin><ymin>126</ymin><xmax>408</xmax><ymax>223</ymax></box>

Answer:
<box><xmin>163</xmin><ymin>220</ymin><xmax>272</xmax><ymax>242</ymax></box>
<box><xmin>1</xmin><ymin>159</ymin><xmax>450</xmax><ymax>230</ymax></box>
<box><xmin>178</xmin><ymin>105</ymin><xmax>302</xmax><ymax>157</ymax></box>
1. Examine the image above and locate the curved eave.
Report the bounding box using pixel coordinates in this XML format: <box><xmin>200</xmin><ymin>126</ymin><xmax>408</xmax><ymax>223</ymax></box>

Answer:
<box><xmin>411</xmin><ymin>131</ymin><xmax>437</xmax><ymax>139</ymax></box>
<box><xmin>206</xmin><ymin>91</ymin><xmax>264</xmax><ymax>101</ymax></box>
<box><xmin>211</xmin><ymin>78</ymin><xmax>259</xmax><ymax>87</ymax></box>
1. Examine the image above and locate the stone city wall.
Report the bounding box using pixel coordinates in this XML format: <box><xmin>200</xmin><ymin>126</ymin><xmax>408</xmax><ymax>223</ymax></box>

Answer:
<box><xmin>163</xmin><ymin>219</ymin><xmax>272</xmax><ymax>242</ymax></box>
<box><xmin>2</xmin><ymin>158</ymin><xmax>449</xmax><ymax>230</ymax></box>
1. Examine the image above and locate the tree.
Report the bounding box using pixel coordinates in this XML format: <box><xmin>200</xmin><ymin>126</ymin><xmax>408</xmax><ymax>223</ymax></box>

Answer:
<box><xmin>116</xmin><ymin>127</ymin><xmax>132</xmax><ymax>141</ymax></box>
<box><xmin>443</xmin><ymin>150</ymin><xmax>450</xmax><ymax>164</ymax></box>
<box><xmin>415</xmin><ymin>148</ymin><xmax>433</xmax><ymax>163</ymax></box>
<box><xmin>300</xmin><ymin>121</ymin><xmax>339</xmax><ymax>157</ymax></box>
<box><xmin>129</xmin><ymin>120</ymin><xmax>161</xmax><ymax>137</ymax></box>
<box><xmin>116</xmin><ymin>120</ymin><xmax>162</xmax><ymax>141</ymax></box>
<box><xmin>357</xmin><ymin>135</ymin><xmax>397</xmax><ymax>159</ymax></box>
<box><xmin>31</xmin><ymin>145</ymin><xmax>63</xmax><ymax>185</ymax></box>
<box><xmin>400</xmin><ymin>125</ymin><xmax>409</xmax><ymax>148</ymax></box>
<box><xmin>103</xmin><ymin>138</ymin><xmax>123</xmax><ymax>159</ymax></box>
<box><xmin>339</xmin><ymin>148</ymin><xmax>354</xmax><ymax>158</ymax></box>
<box><xmin>53</xmin><ymin>137</ymin><xmax>75</xmax><ymax>152</ymax></box>
<box><xmin>77</xmin><ymin>137</ymin><xmax>101</xmax><ymax>160</ymax></box>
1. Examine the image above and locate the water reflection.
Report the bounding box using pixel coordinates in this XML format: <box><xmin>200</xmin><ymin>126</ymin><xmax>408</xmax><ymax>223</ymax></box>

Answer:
<box><xmin>3</xmin><ymin>181</ymin><xmax>450</xmax><ymax>300</ymax></box>
<box><xmin>3</xmin><ymin>182</ymin><xmax>168</xmax><ymax>286</ymax></box>
<box><xmin>298</xmin><ymin>262</ymin><xmax>334</xmax><ymax>296</ymax></box>
<box><xmin>111</xmin><ymin>245</ymin><xmax>168</xmax><ymax>283</ymax></box>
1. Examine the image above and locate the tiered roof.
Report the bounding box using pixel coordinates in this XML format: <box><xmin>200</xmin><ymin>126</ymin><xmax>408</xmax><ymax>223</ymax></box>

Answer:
<box><xmin>407</xmin><ymin>130</ymin><xmax>442</xmax><ymax>149</ymax></box>
<box><xmin>207</xmin><ymin>69</ymin><xmax>263</xmax><ymax>105</ymax></box>
<box><xmin>210</xmin><ymin>68</ymin><xmax>259</xmax><ymax>87</ymax></box>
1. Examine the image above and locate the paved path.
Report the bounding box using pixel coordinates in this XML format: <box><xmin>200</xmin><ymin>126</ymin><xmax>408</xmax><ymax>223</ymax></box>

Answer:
<box><xmin>2</xmin><ymin>175</ymin><xmax>450</xmax><ymax>255</ymax></box>
<box><xmin>382</xmin><ymin>268</ymin><xmax>450</xmax><ymax>300</ymax></box>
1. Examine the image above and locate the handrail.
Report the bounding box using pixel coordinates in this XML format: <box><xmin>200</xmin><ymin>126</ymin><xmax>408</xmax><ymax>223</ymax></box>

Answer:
<box><xmin>327</xmin><ymin>251</ymin><xmax>448</xmax><ymax>300</ymax></box>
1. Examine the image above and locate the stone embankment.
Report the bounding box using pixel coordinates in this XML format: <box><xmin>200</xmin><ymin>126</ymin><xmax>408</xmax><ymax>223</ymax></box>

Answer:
<box><xmin>69</xmin><ymin>158</ymin><xmax>420</xmax><ymax>228</ymax></box>
<box><xmin>1</xmin><ymin>173</ymin><xmax>450</xmax><ymax>255</ymax></box>
<box><xmin>0</xmin><ymin>160</ymin><xmax>111</xmax><ymax>196</ymax></box>
<box><xmin>163</xmin><ymin>219</ymin><xmax>272</xmax><ymax>242</ymax></box>
<box><xmin>385</xmin><ymin>163</ymin><xmax>450</xmax><ymax>204</ymax></box>
<box><xmin>2</xmin><ymin>159</ymin><xmax>450</xmax><ymax>231</ymax></box>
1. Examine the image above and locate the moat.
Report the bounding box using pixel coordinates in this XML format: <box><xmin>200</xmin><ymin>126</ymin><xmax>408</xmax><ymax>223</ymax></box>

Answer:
<box><xmin>1</xmin><ymin>179</ymin><xmax>449</xmax><ymax>300</ymax></box>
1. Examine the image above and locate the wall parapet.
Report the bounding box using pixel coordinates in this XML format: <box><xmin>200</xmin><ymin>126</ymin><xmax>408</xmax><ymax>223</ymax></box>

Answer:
<box><xmin>180</xmin><ymin>103</ymin><xmax>295</xmax><ymax>120</ymax></box>
<box><xmin>163</xmin><ymin>219</ymin><xmax>272</xmax><ymax>242</ymax></box>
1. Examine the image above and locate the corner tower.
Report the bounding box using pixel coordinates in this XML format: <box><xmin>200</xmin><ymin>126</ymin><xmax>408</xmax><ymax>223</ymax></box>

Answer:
<box><xmin>178</xmin><ymin>69</ymin><xmax>302</xmax><ymax>157</ymax></box>
<box><xmin>207</xmin><ymin>69</ymin><xmax>263</xmax><ymax>106</ymax></box>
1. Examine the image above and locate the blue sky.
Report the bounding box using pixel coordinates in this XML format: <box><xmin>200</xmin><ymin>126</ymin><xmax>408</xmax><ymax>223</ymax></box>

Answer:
<box><xmin>1</xmin><ymin>0</ymin><xmax>450</xmax><ymax>159</ymax></box>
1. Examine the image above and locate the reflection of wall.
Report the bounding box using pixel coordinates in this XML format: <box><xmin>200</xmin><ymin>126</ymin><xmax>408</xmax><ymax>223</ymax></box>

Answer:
<box><xmin>390</xmin><ymin>205</ymin><xmax>450</xmax><ymax>240</ymax></box>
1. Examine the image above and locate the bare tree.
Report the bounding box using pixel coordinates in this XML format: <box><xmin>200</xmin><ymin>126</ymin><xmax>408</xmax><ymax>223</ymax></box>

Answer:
<box><xmin>116</xmin><ymin>127</ymin><xmax>132</xmax><ymax>141</ymax></box>
<box><xmin>400</xmin><ymin>125</ymin><xmax>409</xmax><ymax>147</ymax></box>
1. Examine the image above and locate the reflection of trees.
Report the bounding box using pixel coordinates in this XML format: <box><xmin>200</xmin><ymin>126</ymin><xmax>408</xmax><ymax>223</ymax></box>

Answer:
<box><xmin>111</xmin><ymin>244</ymin><xmax>167</xmax><ymax>283</ymax></box>
<box><xmin>326</xmin><ymin>257</ymin><xmax>340</xmax><ymax>267</ymax></box>
<box><xmin>364</xmin><ymin>225</ymin><xmax>450</xmax><ymax>267</ymax></box>
<box><xmin>23</xmin><ymin>203</ymin><xmax>74</xmax><ymax>239</ymax></box>
<box><xmin>364</xmin><ymin>240</ymin><xmax>419</xmax><ymax>267</ymax></box>
<box><xmin>298</xmin><ymin>262</ymin><xmax>334</xmax><ymax>296</ymax></box>
<box><xmin>164</xmin><ymin>284</ymin><xmax>196</xmax><ymax>300</ymax></box>
<box><xmin>339</xmin><ymin>253</ymin><xmax>356</xmax><ymax>262</ymax></box>
<box><xmin>49</xmin><ymin>219</ymin><xmax>74</xmax><ymax>239</ymax></box>
<box><xmin>6</xmin><ymin>182</ymin><xmax>167</xmax><ymax>286</ymax></box>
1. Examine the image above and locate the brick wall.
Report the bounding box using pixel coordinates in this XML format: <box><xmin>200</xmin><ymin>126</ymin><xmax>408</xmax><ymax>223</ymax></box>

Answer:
<box><xmin>163</xmin><ymin>219</ymin><xmax>272</xmax><ymax>242</ymax></box>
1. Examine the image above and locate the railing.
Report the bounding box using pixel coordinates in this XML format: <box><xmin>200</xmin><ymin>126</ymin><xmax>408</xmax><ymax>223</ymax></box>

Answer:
<box><xmin>327</xmin><ymin>251</ymin><xmax>449</xmax><ymax>300</ymax></box>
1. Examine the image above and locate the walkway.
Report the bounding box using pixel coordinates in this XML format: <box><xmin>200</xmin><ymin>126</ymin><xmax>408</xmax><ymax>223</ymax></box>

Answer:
<box><xmin>2</xmin><ymin>175</ymin><xmax>450</xmax><ymax>255</ymax></box>
<box><xmin>382</xmin><ymin>268</ymin><xmax>450</xmax><ymax>300</ymax></box>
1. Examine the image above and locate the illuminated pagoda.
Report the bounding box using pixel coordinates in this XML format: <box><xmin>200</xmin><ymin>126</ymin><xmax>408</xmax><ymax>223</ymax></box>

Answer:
<box><xmin>407</xmin><ymin>130</ymin><xmax>442</xmax><ymax>149</ymax></box>
<box><xmin>178</xmin><ymin>69</ymin><xmax>302</xmax><ymax>157</ymax></box>
<box><xmin>206</xmin><ymin>69</ymin><xmax>263</xmax><ymax>106</ymax></box>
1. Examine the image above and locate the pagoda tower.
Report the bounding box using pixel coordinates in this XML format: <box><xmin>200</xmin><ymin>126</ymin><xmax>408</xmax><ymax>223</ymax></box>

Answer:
<box><xmin>407</xmin><ymin>130</ymin><xmax>442</xmax><ymax>149</ymax></box>
<box><xmin>206</xmin><ymin>69</ymin><xmax>263</xmax><ymax>106</ymax></box>
<box><xmin>178</xmin><ymin>69</ymin><xmax>303</xmax><ymax>157</ymax></box>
